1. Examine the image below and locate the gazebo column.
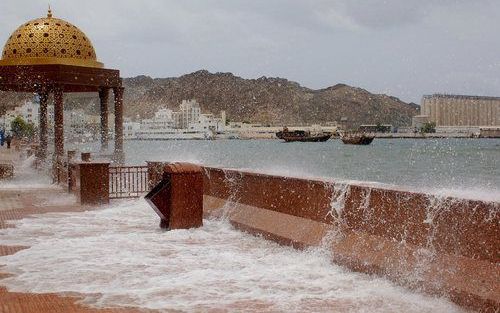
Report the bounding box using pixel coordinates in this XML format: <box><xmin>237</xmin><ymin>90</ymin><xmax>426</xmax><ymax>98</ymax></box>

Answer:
<box><xmin>98</xmin><ymin>87</ymin><xmax>109</xmax><ymax>151</ymax></box>
<box><xmin>38</xmin><ymin>89</ymin><xmax>49</xmax><ymax>159</ymax></box>
<box><xmin>113</xmin><ymin>87</ymin><xmax>124</xmax><ymax>163</ymax></box>
<box><xmin>53</xmin><ymin>86</ymin><xmax>64</xmax><ymax>181</ymax></box>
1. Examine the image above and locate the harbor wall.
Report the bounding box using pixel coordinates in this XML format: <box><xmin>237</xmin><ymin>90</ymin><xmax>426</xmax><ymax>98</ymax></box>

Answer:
<box><xmin>201</xmin><ymin>167</ymin><xmax>499</xmax><ymax>312</ymax></box>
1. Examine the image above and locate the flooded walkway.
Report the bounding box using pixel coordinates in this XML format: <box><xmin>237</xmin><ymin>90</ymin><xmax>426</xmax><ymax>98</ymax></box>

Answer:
<box><xmin>0</xmin><ymin>150</ymin><xmax>151</xmax><ymax>313</ymax></box>
<box><xmin>0</xmin><ymin>151</ymin><xmax>467</xmax><ymax>312</ymax></box>
<box><xmin>0</xmin><ymin>194</ymin><xmax>152</xmax><ymax>313</ymax></box>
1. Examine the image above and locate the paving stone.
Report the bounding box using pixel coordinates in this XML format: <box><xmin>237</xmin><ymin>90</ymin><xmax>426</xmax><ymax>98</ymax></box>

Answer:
<box><xmin>0</xmin><ymin>187</ymin><xmax>155</xmax><ymax>313</ymax></box>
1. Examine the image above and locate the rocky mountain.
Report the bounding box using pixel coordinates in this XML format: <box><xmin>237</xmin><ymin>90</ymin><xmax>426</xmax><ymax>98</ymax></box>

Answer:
<box><xmin>0</xmin><ymin>70</ymin><xmax>419</xmax><ymax>128</ymax></box>
<box><xmin>122</xmin><ymin>70</ymin><xmax>418</xmax><ymax>127</ymax></box>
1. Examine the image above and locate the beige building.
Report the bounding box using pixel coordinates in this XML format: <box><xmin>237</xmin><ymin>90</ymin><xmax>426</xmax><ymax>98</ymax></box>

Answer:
<box><xmin>172</xmin><ymin>99</ymin><xmax>201</xmax><ymax>129</ymax></box>
<box><xmin>416</xmin><ymin>94</ymin><xmax>500</xmax><ymax>127</ymax></box>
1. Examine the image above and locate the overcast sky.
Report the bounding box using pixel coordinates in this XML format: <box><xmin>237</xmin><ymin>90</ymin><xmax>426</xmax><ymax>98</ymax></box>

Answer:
<box><xmin>0</xmin><ymin>0</ymin><xmax>499</xmax><ymax>103</ymax></box>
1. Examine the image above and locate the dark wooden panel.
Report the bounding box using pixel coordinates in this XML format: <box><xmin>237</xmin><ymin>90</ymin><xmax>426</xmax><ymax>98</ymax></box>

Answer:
<box><xmin>0</xmin><ymin>64</ymin><xmax>121</xmax><ymax>92</ymax></box>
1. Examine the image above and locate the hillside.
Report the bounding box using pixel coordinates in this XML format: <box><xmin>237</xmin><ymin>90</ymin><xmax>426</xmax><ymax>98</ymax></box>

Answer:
<box><xmin>122</xmin><ymin>70</ymin><xmax>418</xmax><ymax>127</ymax></box>
<box><xmin>0</xmin><ymin>70</ymin><xmax>419</xmax><ymax>127</ymax></box>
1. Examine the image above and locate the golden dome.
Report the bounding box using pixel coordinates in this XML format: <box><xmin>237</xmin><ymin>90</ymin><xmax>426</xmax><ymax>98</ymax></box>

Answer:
<box><xmin>0</xmin><ymin>9</ymin><xmax>103</xmax><ymax>68</ymax></box>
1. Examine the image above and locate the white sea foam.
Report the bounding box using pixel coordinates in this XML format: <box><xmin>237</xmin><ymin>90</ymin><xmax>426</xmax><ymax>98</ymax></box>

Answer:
<box><xmin>228</xmin><ymin>165</ymin><xmax>500</xmax><ymax>203</ymax></box>
<box><xmin>0</xmin><ymin>155</ymin><xmax>54</xmax><ymax>190</ymax></box>
<box><xmin>425</xmin><ymin>187</ymin><xmax>500</xmax><ymax>203</ymax></box>
<box><xmin>0</xmin><ymin>199</ymin><xmax>466</xmax><ymax>312</ymax></box>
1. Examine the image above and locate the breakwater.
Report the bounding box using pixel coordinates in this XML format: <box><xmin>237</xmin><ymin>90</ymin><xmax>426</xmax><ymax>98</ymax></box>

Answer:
<box><xmin>200</xmin><ymin>167</ymin><xmax>499</xmax><ymax>312</ymax></box>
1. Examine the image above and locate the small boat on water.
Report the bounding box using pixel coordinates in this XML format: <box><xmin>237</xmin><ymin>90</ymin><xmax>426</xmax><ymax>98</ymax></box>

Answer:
<box><xmin>276</xmin><ymin>128</ymin><xmax>332</xmax><ymax>142</ymax></box>
<box><xmin>341</xmin><ymin>133</ymin><xmax>375</xmax><ymax>145</ymax></box>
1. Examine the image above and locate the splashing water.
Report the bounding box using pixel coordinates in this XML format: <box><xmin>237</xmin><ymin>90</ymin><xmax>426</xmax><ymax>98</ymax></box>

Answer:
<box><xmin>360</xmin><ymin>188</ymin><xmax>373</xmax><ymax>222</ymax></box>
<box><xmin>207</xmin><ymin>169</ymin><xmax>245</xmax><ymax>219</ymax></box>
<box><xmin>0</xmin><ymin>199</ymin><xmax>466</xmax><ymax>313</ymax></box>
<box><xmin>326</xmin><ymin>181</ymin><xmax>351</xmax><ymax>220</ymax></box>
<box><xmin>0</xmin><ymin>155</ymin><xmax>54</xmax><ymax>189</ymax></box>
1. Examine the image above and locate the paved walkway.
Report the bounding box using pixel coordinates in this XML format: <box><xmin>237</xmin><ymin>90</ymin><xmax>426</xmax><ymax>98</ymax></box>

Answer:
<box><xmin>0</xmin><ymin>149</ymin><xmax>154</xmax><ymax>313</ymax></box>
<box><xmin>0</xmin><ymin>147</ymin><xmax>18</xmax><ymax>164</ymax></box>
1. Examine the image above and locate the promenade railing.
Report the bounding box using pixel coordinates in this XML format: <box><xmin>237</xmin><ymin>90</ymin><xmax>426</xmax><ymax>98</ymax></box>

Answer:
<box><xmin>108</xmin><ymin>165</ymin><xmax>149</xmax><ymax>199</ymax></box>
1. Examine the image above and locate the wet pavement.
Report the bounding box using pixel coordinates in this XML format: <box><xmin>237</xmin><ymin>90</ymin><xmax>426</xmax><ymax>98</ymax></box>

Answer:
<box><xmin>0</xmin><ymin>148</ymin><xmax>153</xmax><ymax>313</ymax></box>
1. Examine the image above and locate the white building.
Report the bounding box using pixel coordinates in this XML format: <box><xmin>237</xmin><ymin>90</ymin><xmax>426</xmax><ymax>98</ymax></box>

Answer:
<box><xmin>64</xmin><ymin>109</ymin><xmax>99</xmax><ymax>140</ymax></box>
<box><xmin>133</xmin><ymin>101</ymin><xmax>228</xmax><ymax>140</ymax></box>
<box><xmin>2</xmin><ymin>100</ymin><xmax>42</xmax><ymax>129</ymax></box>
<box><xmin>188</xmin><ymin>113</ymin><xmax>225</xmax><ymax>133</ymax></box>
<box><xmin>123</xmin><ymin>118</ymin><xmax>141</xmax><ymax>140</ymax></box>
<box><xmin>141</xmin><ymin>108</ymin><xmax>175</xmax><ymax>131</ymax></box>
<box><xmin>1</xmin><ymin>99</ymin><xmax>119</xmax><ymax>142</ymax></box>
<box><xmin>66</xmin><ymin>109</ymin><xmax>86</xmax><ymax>127</ymax></box>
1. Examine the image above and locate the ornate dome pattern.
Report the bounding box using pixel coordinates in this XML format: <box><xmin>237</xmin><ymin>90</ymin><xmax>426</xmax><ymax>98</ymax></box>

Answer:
<box><xmin>0</xmin><ymin>9</ymin><xmax>103</xmax><ymax>68</ymax></box>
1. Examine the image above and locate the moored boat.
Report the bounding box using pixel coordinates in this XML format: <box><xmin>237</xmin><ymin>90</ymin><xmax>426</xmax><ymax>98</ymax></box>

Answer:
<box><xmin>341</xmin><ymin>133</ymin><xmax>375</xmax><ymax>145</ymax></box>
<box><xmin>276</xmin><ymin>128</ymin><xmax>332</xmax><ymax>142</ymax></box>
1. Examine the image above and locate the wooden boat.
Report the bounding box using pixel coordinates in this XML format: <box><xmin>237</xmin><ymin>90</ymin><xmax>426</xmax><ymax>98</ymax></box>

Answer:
<box><xmin>341</xmin><ymin>133</ymin><xmax>375</xmax><ymax>145</ymax></box>
<box><xmin>276</xmin><ymin>129</ymin><xmax>332</xmax><ymax>142</ymax></box>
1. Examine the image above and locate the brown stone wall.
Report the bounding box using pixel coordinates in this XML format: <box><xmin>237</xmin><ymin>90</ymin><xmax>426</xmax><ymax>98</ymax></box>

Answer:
<box><xmin>202</xmin><ymin>166</ymin><xmax>500</xmax><ymax>312</ymax></box>
<box><xmin>204</xmin><ymin>167</ymin><xmax>499</xmax><ymax>263</ymax></box>
<box><xmin>78</xmin><ymin>162</ymin><xmax>110</xmax><ymax>205</ymax></box>
<box><xmin>146</xmin><ymin>161</ymin><xmax>167</xmax><ymax>190</ymax></box>
<box><xmin>203</xmin><ymin>168</ymin><xmax>333</xmax><ymax>223</ymax></box>
<box><xmin>146</xmin><ymin>162</ymin><xmax>203</xmax><ymax>230</ymax></box>
<box><xmin>164</xmin><ymin>163</ymin><xmax>203</xmax><ymax>229</ymax></box>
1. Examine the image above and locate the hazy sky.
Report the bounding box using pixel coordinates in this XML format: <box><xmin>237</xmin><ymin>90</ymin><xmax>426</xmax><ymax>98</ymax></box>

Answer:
<box><xmin>0</xmin><ymin>0</ymin><xmax>498</xmax><ymax>103</ymax></box>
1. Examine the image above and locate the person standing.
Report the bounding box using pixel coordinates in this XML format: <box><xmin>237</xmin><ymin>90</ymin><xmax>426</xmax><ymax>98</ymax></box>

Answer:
<box><xmin>0</xmin><ymin>128</ymin><xmax>4</xmax><ymax>147</ymax></box>
<box><xmin>5</xmin><ymin>132</ymin><xmax>12</xmax><ymax>149</ymax></box>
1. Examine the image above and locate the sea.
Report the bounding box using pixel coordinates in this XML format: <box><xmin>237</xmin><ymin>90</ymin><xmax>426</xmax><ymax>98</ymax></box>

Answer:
<box><xmin>72</xmin><ymin>138</ymin><xmax>500</xmax><ymax>201</ymax></box>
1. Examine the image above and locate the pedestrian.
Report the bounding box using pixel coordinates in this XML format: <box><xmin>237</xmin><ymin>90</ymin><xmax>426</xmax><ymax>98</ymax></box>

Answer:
<box><xmin>0</xmin><ymin>128</ymin><xmax>4</xmax><ymax>146</ymax></box>
<box><xmin>5</xmin><ymin>132</ymin><xmax>12</xmax><ymax>149</ymax></box>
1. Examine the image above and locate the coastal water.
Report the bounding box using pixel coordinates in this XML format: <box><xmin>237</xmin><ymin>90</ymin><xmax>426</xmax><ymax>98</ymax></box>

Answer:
<box><xmin>106</xmin><ymin>138</ymin><xmax>500</xmax><ymax>201</ymax></box>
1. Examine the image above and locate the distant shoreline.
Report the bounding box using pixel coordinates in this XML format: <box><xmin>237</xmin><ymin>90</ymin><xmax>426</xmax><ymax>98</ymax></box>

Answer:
<box><xmin>123</xmin><ymin>135</ymin><xmax>500</xmax><ymax>141</ymax></box>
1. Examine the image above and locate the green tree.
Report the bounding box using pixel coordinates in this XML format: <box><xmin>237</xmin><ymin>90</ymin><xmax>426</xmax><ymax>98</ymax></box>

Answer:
<box><xmin>10</xmin><ymin>116</ymin><xmax>36</xmax><ymax>139</ymax></box>
<box><xmin>420</xmin><ymin>121</ymin><xmax>436</xmax><ymax>134</ymax></box>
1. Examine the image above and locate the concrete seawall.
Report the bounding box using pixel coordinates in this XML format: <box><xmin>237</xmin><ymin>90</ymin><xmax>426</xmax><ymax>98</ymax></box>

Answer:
<box><xmin>202</xmin><ymin>167</ymin><xmax>499</xmax><ymax>312</ymax></box>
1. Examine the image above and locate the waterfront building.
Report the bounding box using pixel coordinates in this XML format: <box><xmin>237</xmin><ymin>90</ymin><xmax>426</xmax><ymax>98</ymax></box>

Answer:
<box><xmin>414</xmin><ymin>94</ymin><xmax>500</xmax><ymax>127</ymax></box>
<box><xmin>479</xmin><ymin>127</ymin><xmax>500</xmax><ymax>138</ymax></box>
<box><xmin>411</xmin><ymin>115</ymin><xmax>430</xmax><ymax>129</ymax></box>
<box><xmin>132</xmin><ymin>101</ymin><xmax>228</xmax><ymax>140</ymax></box>
<box><xmin>2</xmin><ymin>100</ymin><xmax>42</xmax><ymax>128</ymax></box>
<box><xmin>358</xmin><ymin>124</ymin><xmax>394</xmax><ymax>133</ymax></box>
<box><xmin>1</xmin><ymin>100</ymin><xmax>115</xmax><ymax>141</ymax></box>
<box><xmin>173</xmin><ymin>99</ymin><xmax>201</xmax><ymax>129</ymax></box>
<box><xmin>65</xmin><ymin>109</ymin><xmax>88</xmax><ymax>139</ymax></box>
<box><xmin>63</xmin><ymin>110</ymin><xmax>114</xmax><ymax>141</ymax></box>
<box><xmin>188</xmin><ymin>113</ymin><xmax>225</xmax><ymax>133</ymax></box>
<box><xmin>141</xmin><ymin>108</ymin><xmax>175</xmax><ymax>131</ymax></box>
<box><xmin>123</xmin><ymin>118</ymin><xmax>141</xmax><ymax>140</ymax></box>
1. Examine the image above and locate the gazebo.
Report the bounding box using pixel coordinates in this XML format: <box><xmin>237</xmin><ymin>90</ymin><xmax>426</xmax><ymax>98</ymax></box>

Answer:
<box><xmin>0</xmin><ymin>8</ymin><xmax>125</xmax><ymax>172</ymax></box>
